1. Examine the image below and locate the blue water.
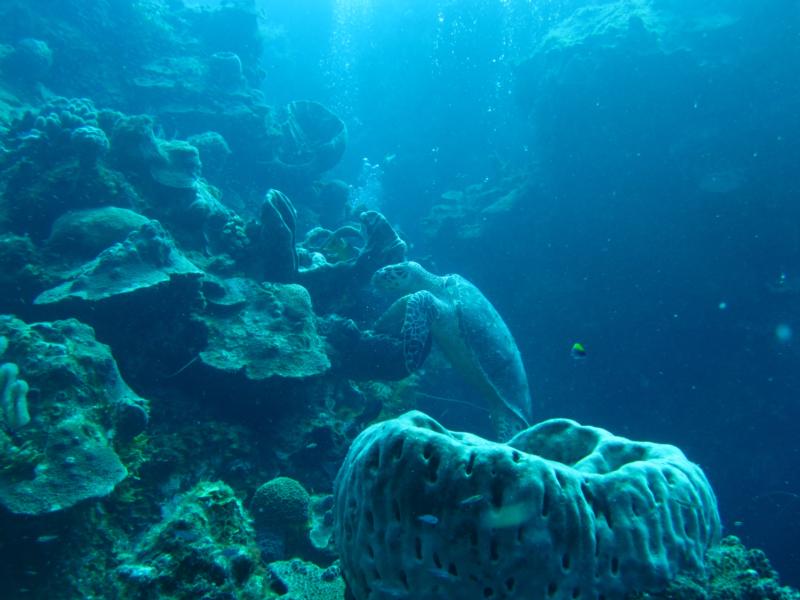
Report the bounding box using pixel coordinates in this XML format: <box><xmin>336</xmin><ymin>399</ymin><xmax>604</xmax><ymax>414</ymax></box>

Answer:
<box><xmin>0</xmin><ymin>0</ymin><xmax>798</xmax><ymax>594</ymax></box>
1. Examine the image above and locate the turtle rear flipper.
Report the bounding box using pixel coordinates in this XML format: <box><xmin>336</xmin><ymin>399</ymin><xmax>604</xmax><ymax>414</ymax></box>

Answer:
<box><xmin>401</xmin><ymin>291</ymin><xmax>438</xmax><ymax>373</ymax></box>
<box><xmin>490</xmin><ymin>400</ymin><xmax>529</xmax><ymax>442</ymax></box>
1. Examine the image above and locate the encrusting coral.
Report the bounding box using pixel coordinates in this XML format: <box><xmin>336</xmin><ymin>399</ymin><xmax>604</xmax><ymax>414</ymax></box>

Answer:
<box><xmin>0</xmin><ymin>316</ymin><xmax>149</xmax><ymax>515</ymax></box>
<box><xmin>117</xmin><ymin>481</ymin><xmax>271</xmax><ymax>599</ymax></box>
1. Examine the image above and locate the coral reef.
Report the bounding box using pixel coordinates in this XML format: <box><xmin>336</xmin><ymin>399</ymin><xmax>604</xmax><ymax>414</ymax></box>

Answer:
<box><xmin>198</xmin><ymin>279</ymin><xmax>330</xmax><ymax>381</ymax></box>
<box><xmin>45</xmin><ymin>206</ymin><xmax>151</xmax><ymax>261</ymax></box>
<box><xmin>421</xmin><ymin>171</ymin><xmax>535</xmax><ymax>244</ymax></box>
<box><xmin>34</xmin><ymin>220</ymin><xmax>203</xmax><ymax>305</ymax></box>
<box><xmin>297</xmin><ymin>211</ymin><xmax>408</xmax><ymax>315</ymax></box>
<box><xmin>117</xmin><ymin>481</ymin><xmax>270</xmax><ymax>599</ymax></box>
<box><xmin>252</xmin><ymin>476</ymin><xmax>311</xmax><ymax>531</ymax></box>
<box><xmin>320</xmin><ymin>315</ymin><xmax>408</xmax><ymax>382</ymax></box>
<box><xmin>334</xmin><ymin>411</ymin><xmax>720</xmax><ymax>599</ymax></box>
<box><xmin>0</xmin><ymin>315</ymin><xmax>149</xmax><ymax>515</ymax></box>
<box><xmin>0</xmin><ymin>1</ymin><xmax>794</xmax><ymax>598</ymax></box>
<box><xmin>634</xmin><ymin>536</ymin><xmax>800</xmax><ymax>600</ymax></box>
<box><xmin>187</xmin><ymin>130</ymin><xmax>231</xmax><ymax>183</ymax></box>
<box><xmin>0</xmin><ymin>233</ymin><xmax>47</xmax><ymax>314</ymax></box>
<box><xmin>150</xmin><ymin>139</ymin><xmax>201</xmax><ymax>189</ymax></box>
<box><xmin>267</xmin><ymin>559</ymin><xmax>345</xmax><ymax>600</ymax></box>
<box><xmin>1</xmin><ymin>96</ymin><xmax>139</xmax><ymax>240</ymax></box>
<box><xmin>251</xmin><ymin>476</ymin><xmax>311</xmax><ymax>561</ymax></box>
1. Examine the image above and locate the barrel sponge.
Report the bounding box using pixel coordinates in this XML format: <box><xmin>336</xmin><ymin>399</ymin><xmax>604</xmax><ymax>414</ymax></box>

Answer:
<box><xmin>333</xmin><ymin>411</ymin><xmax>721</xmax><ymax>600</ymax></box>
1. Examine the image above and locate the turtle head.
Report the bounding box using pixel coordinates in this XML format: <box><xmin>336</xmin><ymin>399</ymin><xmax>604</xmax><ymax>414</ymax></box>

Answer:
<box><xmin>371</xmin><ymin>261</ymin><xmax>431</xmax><ymax>295</ymax></box>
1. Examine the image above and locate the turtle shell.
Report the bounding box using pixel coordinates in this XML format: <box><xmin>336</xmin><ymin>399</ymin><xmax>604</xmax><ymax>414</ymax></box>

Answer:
<box><xmin>444</xmin><ymin>275</ymin><xmax>532</xmax><ymax>427</ymax></box>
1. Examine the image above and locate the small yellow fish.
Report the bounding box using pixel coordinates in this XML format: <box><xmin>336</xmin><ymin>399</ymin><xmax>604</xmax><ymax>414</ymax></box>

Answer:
<box><xmin>570</xmin><ymin>342</ymin><xmax>587</xmax><ymax>360</ymax></box>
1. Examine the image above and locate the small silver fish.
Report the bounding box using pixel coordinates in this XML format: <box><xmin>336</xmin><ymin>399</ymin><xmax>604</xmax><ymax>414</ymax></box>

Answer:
<box><xmin>172</xmin><ymin>529</ymin><xmax>201</xmax><ymax>543</ymax></box>
<box><xmin>416</xmin><ymin>514</ymin><xmax>439</xmax><ymax>525</ymax></box>
<box><xmin>371</xmin><ymin>582</ymin><xmax>409</xmax><ymax>598</ymax></box>
<box><xmin>36</xmin><ymin>535</ymin><xmax>59</xmax><ymax>544</ymax></box>
<box><xmin>220</xmin><ymin>546</ymin><xmax>241</xmax><ymax>559</ymax></box>
<box><xmin>427</xmin><ymin>567</ymin><xmax>456</xmax><ymax>581</ymax></box>
<box><xmin>459</xmin><ymin>494</ymin><xmax>485</xmax><ymax>507</ymax></box>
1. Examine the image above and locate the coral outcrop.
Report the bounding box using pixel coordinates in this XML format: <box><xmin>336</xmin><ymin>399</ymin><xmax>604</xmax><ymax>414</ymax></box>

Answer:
<box><xmin>45</xmin><ymin>206</ymin><xmax>151</xmax><ymax>261</ymax></box>
<box><xmin>150</xmin><ymin>139</ymin><xmax>201</xmax><ymax>189</ymax></box>
<box><xmin>251</xmin><ymin>476</ymin><xmax>311</xmax><ymax>532</ymax></box>
<box><xmin>1</xmin><ymin>97</ymin><xmax>138</xmax><ymax>240</ymax></box>
<box><xmin>117</xmin><ymin>481</ymin><xmax>270</xmax><ymax>599</ymax></box>
<box><xmin>636</xmin><ymin>536</ymin><xmax>800</xmax><ymax>600</ymax></box>
<box><xmin>251</xmin><ymin>476</ymin><xmax>311</xmax><ymax>561</ymax></box>
<box><xmin>34</xmin><ymin>220</ymin><xmax>202</xmax><ymax>305</ymax></box>
<box><xmin>297</xmin><ymin>211</ymin><xmax>408</xmax><ymax>315</ymax></box>
<box><xmin>334</xmin><ymin>411</ymin><xmax>720</xmax><ymax>599</ymax></box>
<box><xmin>198</xmin><ymin>279</ymin><xmax>330</xmax><ymax>381</ymax></box>
<box><xmin>267</xmin><ymin>559</ymin><xmax>345</xmax><ymax>600</ymax></box>
<box><xmin>0</xmin><ymin>315</ymin><xmax>149</xmax><ymax>515</ymax></box>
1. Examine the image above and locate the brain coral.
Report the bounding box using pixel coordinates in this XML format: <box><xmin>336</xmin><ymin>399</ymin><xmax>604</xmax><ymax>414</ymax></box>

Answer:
<box><xmin>334</xmin><ymin>411</ymin><xmax>720</xmax><ymax>600</ymax></box>
<box><xmin>251</xmin><ymin>476</ymin><xmax>311</xmax><ymax>529</ymax></box>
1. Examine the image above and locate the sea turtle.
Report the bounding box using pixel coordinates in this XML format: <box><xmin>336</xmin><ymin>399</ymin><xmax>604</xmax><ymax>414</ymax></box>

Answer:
<box><xmin>371</xmin><ymin>261</ymin><xmax>532</xmax><ymax>440</ymax></box>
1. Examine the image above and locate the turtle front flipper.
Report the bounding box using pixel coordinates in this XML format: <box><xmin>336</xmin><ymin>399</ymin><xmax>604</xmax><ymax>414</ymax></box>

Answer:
<box><xmin>401</xmin><ymin>291</ymin><xmax>439</xmax><ymax>373</ymax></box>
